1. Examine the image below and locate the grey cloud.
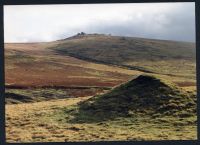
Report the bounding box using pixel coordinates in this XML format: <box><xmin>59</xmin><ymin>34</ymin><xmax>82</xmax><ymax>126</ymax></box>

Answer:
<box><xmin>4</xmin><ymin>3</ymin><xmax>195</xmax><ymax>42</ymax></box>
<box><xmin>58</xmin><ymin>3</ymin><xmax>195</xmax><ymax>42</ymax></box>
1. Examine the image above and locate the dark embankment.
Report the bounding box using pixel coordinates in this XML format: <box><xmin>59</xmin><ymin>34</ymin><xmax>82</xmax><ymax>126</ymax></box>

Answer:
<box><xmin>5</xmin><ymin>89</ymin><xmax>71</xmax><ymax>104</ymax></box>
<box><xmin>5</xmin><ymin>87</ymin><xmax>109</xmax><ymax>104</ymax></box>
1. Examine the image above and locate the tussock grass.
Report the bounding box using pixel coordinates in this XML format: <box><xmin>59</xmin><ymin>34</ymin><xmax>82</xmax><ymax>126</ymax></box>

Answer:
<box><xmin>6</xmin><ymin>96</ymin><xmax>197</xmax><ymax>142</ymax></box>
<box><xmin>71</xmin><ymin>75</ymin><xmax>196</xmax><ymax>123</ymax></box>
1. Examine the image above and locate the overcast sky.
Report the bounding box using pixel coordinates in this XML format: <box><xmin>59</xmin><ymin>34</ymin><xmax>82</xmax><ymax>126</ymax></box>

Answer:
<box><xmin>4</xmin><ymin>2</ymin><xmax>195</xmax><ymax>43</ymax></box>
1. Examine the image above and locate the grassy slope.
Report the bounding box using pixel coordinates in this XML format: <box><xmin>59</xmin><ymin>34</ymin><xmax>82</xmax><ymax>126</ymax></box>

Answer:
<box><xmin>52</xmin><ymin>34</ymin><xmax>196</xmax><ymax>78</ymax></box>
<box><xmin>5</xmin><ymin>43</ymin><xmax>141</xmax><ymax>88</ymax></box>
<box><xmin>75</xmin><ymin>75</ymin><xmax>196</xmax><ymax>120</ymax></box>
<box><xmin>5</xmin><ymin>42</ymin><xmax>141</xmax><ymax>104</ymax></box>
<box><xmin>5</xmin><ymin>35</ymin><xmax>196</xmax><ymax>89</ymax></box>
<box><xmin>6</xmin><ymin>75</ymin><xmax>197</xmax><ymax>142</ymax></box>
<box><xmin>5</xmin><ymin>35</ymin><xmax>196</xmax><ymax>104</ymax></box>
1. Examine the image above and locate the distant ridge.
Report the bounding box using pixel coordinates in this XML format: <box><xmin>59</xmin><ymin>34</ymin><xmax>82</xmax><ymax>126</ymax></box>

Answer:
<box><xmin>57</xmin><ymin>32</ymin><xmax>195</xmax><ymax>43</ymax></box>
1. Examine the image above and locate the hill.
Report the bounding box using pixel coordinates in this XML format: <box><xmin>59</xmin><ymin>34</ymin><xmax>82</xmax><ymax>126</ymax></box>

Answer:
<box><xmin>5</xmin><ymin>42</ymin><xmax>140</xmax><ymax>88</ymax></box>
<box><xmin>52</xmin><ymin>33</ymin><xmax>196</xmax><ymax>76</ymax></box>
<box><xmin>5</xmin><ymin>34</ymin><xmax>196</xmax><ymax>89</ymax></box>
<box><xmin>70</xmin><ymin>75</ymin><xmax>196</xmax><ymax>122</ymax></box>
<box><xmin>5</xmin><ymin>34</ymin><xmax>196</xmax><ymax>104</ymax></box>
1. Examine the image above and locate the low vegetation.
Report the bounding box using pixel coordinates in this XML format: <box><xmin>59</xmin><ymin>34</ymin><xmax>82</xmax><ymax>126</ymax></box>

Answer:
<box><xmin>6</xmin><ymin>75</ymin><xmax>197</xmax><ymax>142</ymax></box>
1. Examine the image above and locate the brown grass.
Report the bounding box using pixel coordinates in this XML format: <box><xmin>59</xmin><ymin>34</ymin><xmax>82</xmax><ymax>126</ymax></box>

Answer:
<box><xmin>6</xmin><ymin>97</ymin><xmax>91</xmax><ymax>142</ymax></box>
<box><xmin>6</xmin><ymin>96</ymin><xmax>197</xmax><ymax>142</ymax></box>
<box><xmin>5</xmin><ymin>43</ymin><xmax>142</xmax><ymax>88</ymax></box>
<box><xmin>5</xmin><ymin>42</ymin><xmax>196</xmax><ymax>89</ymax></box>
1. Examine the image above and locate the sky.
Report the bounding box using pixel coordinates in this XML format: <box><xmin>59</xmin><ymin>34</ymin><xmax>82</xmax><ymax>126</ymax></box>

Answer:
<box><xmin>4</xmin><ymin>2</ymin><xmax>195</xmax><ymax>43</ymax></box>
